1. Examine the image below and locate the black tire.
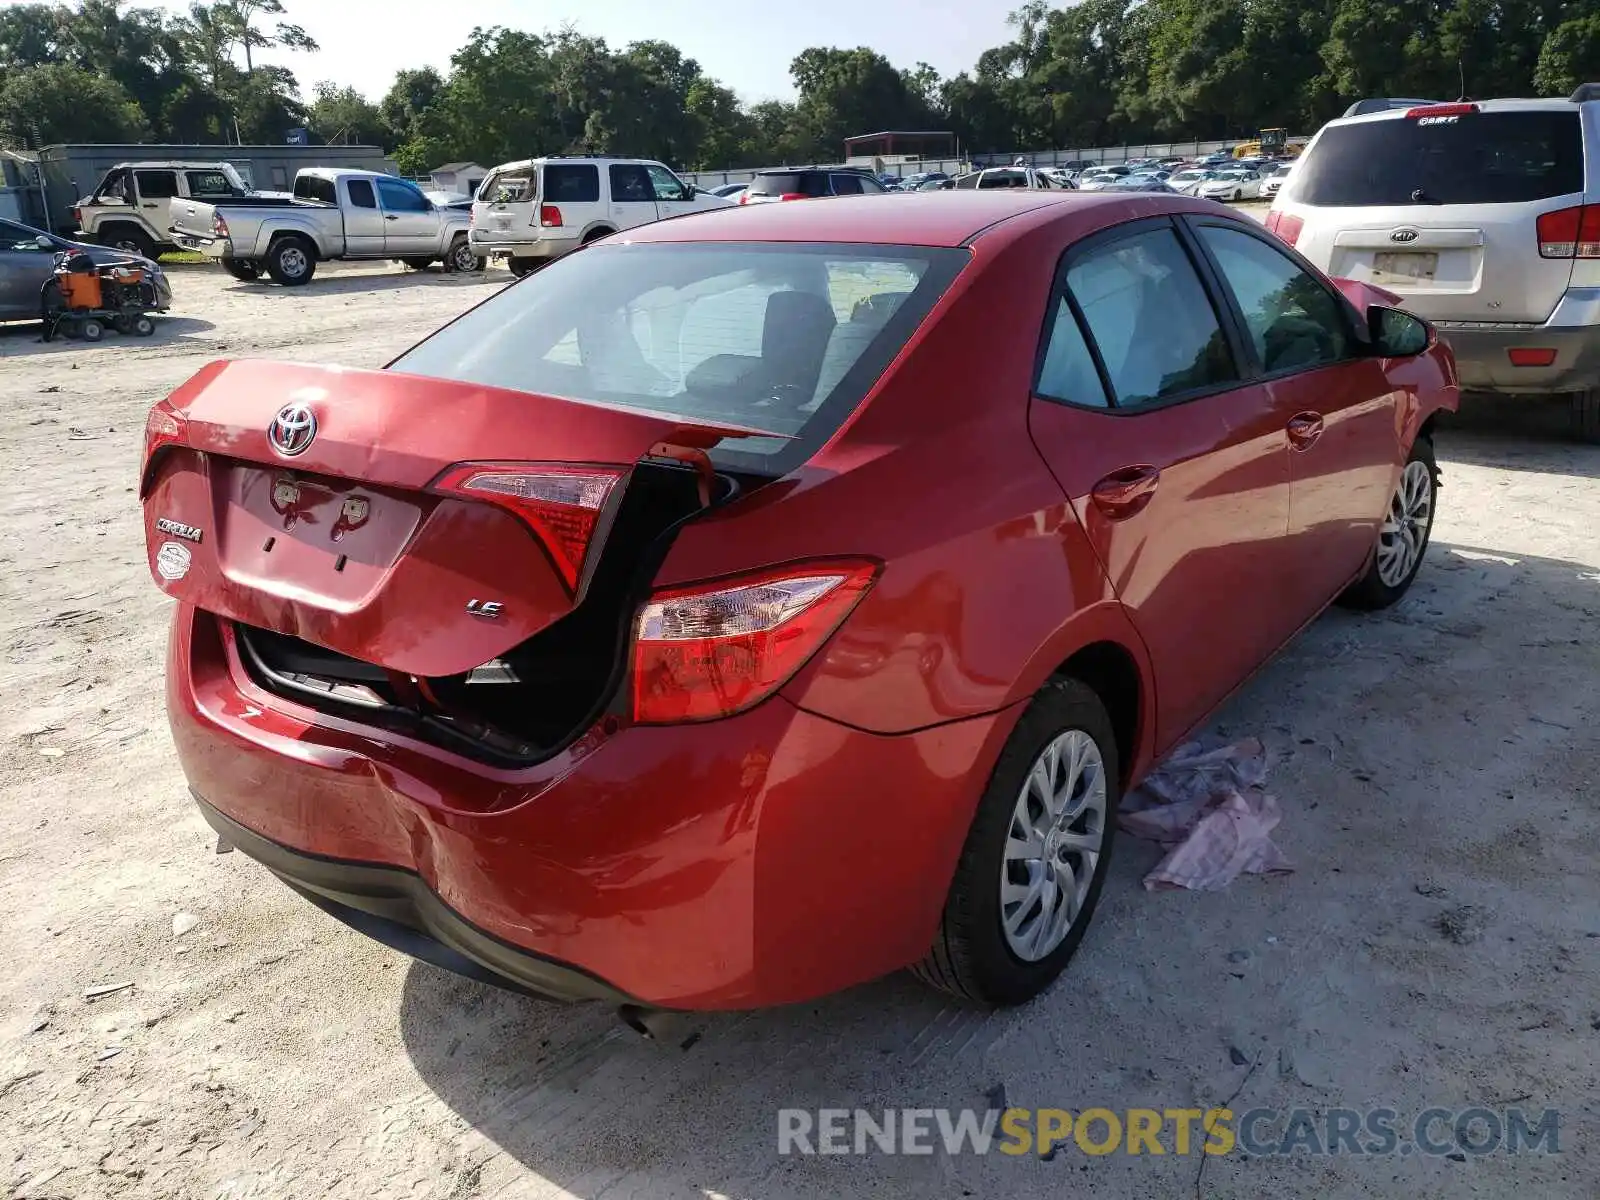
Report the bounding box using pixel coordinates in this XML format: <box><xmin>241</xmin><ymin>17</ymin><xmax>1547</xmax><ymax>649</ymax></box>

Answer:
<box><xmin>101</xmin><ymin>224</ymin><xmax>157</xmax><ymax>261</ymax></box>
<box><xmin>133</xmin><ymin>315</ymin><xmax>155</xmax><ymax>337</ymax></box>
<box><xmin>1571</xmin><ymin>389</ymin><xmax>1600</xmax><ymax>444</ymax></box>
<box><xmin>507</xmin><ymin>258</ymin><xmax>536</xmax><ymax>278</ymax></box>
<box><xmin>1338</xmin><ymin>436</ymin><xmax>1438</xmax><ymax>611</ymax></box>
<box><xmin>220</xmin><ymin>257</ymin><xmax>261</xmax><ymax>281</ymax></box>
<box><xmin>444</xmin><ymin>237</ymin><xmax>481</xmax><ymax>273</ymax></box>
<box><xmin>401</xmin><ymin>256</ymin><xmax>436</xmax><ymax>271</ymax></box>
<box><xmin>911</xmin><ymin>678</ymin><xmax>1121</xmax><ymax>1007</ymax></box>
<box><xmin>264</xmin><ymin>237</ymin><xmax>316</xmax><ymax>286</ymax></box>
<box><xmin>580</xmin><ymin>227</ymin><xmax>614</xmax><ymax>246</ymax></box>
<box><xmin>79</xmin><ymin>318</ymin><xmax>104</xmax><ymax>343</ymax></box>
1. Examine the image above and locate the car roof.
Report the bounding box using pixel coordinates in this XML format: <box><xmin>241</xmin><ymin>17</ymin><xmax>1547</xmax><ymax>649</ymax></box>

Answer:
<box><xmin>623</xmin><ymin>191</ymin><xmax>1225</xmax><ymax>249</ymax></box>
<box><xmin>1328</xmin><ymin>96</ymin><xmax>1587</xmax><ymax>129</ymax></box>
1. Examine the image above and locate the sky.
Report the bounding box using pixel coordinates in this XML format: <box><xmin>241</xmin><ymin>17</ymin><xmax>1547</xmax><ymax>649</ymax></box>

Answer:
<box><xmin>123</xmin><ymin>0</ymin><xmax>1023</xmax><ymax>104</ymax></box>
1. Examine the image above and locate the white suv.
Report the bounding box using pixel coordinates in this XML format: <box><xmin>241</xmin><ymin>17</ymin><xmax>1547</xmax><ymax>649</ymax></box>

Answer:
<box><xmin>469</xmin><ymin>157</ymin><xmax>732</xmax><ymax>276</ymax></box>
<box><xmin>1266</xmin><ymin>89</ymin><xmax>1600</xmax><ymax>439</ymax></box>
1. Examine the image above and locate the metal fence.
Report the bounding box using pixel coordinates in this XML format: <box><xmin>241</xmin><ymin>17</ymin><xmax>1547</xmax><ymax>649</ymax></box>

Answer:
<box><xmin>682</xmin><ymin>138</ymin><xmax>1257</xmax><ymax>189</ymax></box>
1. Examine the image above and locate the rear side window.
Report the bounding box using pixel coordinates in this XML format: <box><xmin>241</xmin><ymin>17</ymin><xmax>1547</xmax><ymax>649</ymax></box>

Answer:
<box><xmin>1293</xmin><ymin>112</ymin><xmax>1584</xmax><ymax>206</ymax></box>
<box><xmin>1036</xmin><ymin>298</ymin><xmax>1109</xmax><ymax>408</ymax></box>
<box><xmin>135</xmin><ymin>170</ymin><xmax>178</xmax><ymax>199</ymax></box>
<box><xmin>544</xmin><ymin>165</ymin><xmax>600</xmax><ymax>203</ymax></box>
<box><xmin>1065</xmin><ymin>228</ymin><xmax>1236</xmax><ymax>407</ymax></box>
<box><xmin>389</xmin><ymin>242</ymin><xmax>968</xmax><ymax>474</ymax></box>
<box><xmin>346</xmin><ymin>179</ymin><xmax>377</xmax><ymax>209</ymax></box>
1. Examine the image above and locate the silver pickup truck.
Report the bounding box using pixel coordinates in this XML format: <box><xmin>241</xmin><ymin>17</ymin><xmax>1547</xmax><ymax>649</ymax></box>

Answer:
<box><xmin>170</xmin><ymin>168</ymin><xmax>476</xmax><ymax>285</ymax></box>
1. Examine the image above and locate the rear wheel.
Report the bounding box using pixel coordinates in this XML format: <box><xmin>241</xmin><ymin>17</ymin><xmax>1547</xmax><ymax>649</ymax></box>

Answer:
<box><xmin>133</xmin><ymin>314</ymin><xmax>155</xmax><ymax>337</ymax></box>
<box><xmin>1338</xmin><ymin>437</ymin><xmax>1438</xmax><ymax>610</ymax></box>
<box><xmin>1571</xmin><ymin>389</ymin><xmax>1600</xmax><ymax>444</ymax></box>
<box><xmin>220</xmin><ymin>257</ymin><xmax>261</xmax><ymax>281</ymax></box>
<box><xmin>911</xmin><ymin>678</ymin><xmax>1119</xmax><ymax>1006</ymax></box>
<box><xmin>581</xmin><ymin>227</ymin><xmax>614</xmax><ymax>246</ymax></box>
<box><xmin>265</xmin><ymin>237</ymin><xmax>315</xmax><ymax>286</ymax></box>
<box><xmin>79</xmin><ymin>318</ymin><xmax>104</xmax><ymax>342</ymax></box>
<box><xmin>507</xmin><ymin>258</ymin><xmax>535</xmax><ymax>278</ymax></box>
<box><xmin>401</xmin><ymin>256</ymin><xmax>436</xmax><ymax>271</ymax></box>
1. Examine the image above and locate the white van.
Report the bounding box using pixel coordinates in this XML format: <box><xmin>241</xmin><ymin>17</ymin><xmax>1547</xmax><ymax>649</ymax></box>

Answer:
<box><xmin>469</xmin><ymin>157</ymin><xmax>732</xmax><ymax>276</ymax></box>
<box><xmin>1266</xmin><ymin>87</ymin><xmax>1600</xmax><ymax>439</ymax></box>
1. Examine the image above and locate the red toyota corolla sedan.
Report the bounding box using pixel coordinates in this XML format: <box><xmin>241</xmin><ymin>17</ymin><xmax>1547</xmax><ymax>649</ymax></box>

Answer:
<box><xmin>141</xmin><ymin>192</ymin><xmax>1458</xmax><ymax>1013</ymax></box>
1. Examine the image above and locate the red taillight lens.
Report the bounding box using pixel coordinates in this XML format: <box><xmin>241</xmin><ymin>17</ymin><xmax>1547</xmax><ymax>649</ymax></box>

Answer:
<box><xmin>1537</xmin><ymin>205</ymin><xmax>1600</xmax><ymax>258</ymax></box>
<box><xmin>778</xmin><ymin>193</ymin><xmax>808</xmax><ymax>201</ymax></box>
<box><xmin>72</xmin><ymin>206</ymin><xmax>83</xmax><ymax>226</ymax></box>
<box><xmin>140</xmin><ymin>400</ymin><xmax>187</xmax><ymax>496</ymax></box>
<box><xmin>539</xmin><ymin>204</ymin><xmax>563</xmax><ymax>228</ymax></box>
<box><xmin>1406</xmin><ymin>103</ymin><xmax>1478</xmax><ymax>119</ymax></box>
<box><xmin>1508</xmin><ymin>348</ymin><xmax>1558</xmax><ymax>367</ymax></box>
<box><xmin>738</xmin><ymin>192</ymin><xmax>749</xmax><ymax>204</ymax></box>
<box><xmin>1265</xmin><ymin>209</ymin><xmax>1304</xmax><ymax>247</ymax></box>
<box><xmin>431</xmin><ymin>463</ymin><xmax>623</xmax><ymax>589</ymax></box>
<box><xmin>212</xmin><ymin>212</ymin><xmax>229</xmax><ymax>238</ymax></box>
<box><xmin>631</xmin><ymin>560</ymin><xmax>878</xmax><ymax>723</ymax></box>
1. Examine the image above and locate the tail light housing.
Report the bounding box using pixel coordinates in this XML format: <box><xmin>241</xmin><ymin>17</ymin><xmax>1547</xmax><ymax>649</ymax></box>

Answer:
<box><xmin>72</xmin><ymin>206</ymin><xmax>83</xmax><ymax>227</ymax></box>
<box><xmin>738</xmin><ymin>192</ymin><xmax>749</xmax><ymax>204</ymax></box>
<box><xmin>1405</xmin><ymin>103</ymin><xmax>1478</xmax><ymax>120</ymax></box>
<box><xmin>140</xmin><ymin>399</ymin><xmax>188</xmax><ymax>496</ymax></box>
<box><xmin>212</xmin><ymin>212</ymin><xmax>230</xmax><ymax>238</ymax></box>
<box><xmin>539</xmin><ymin>204</ymin><xmax>563</xmax><ymax>228</ymax></box>
<box><xmin>431</xmin><ymin>463</ymin><xmax>623</xmax><ymax>589</ymax></box>
<box><xmin>632</xmin><ymin>560</ymin><xmax>878</xmax><ymax>723</ymax></box>
<box><xmin>778</xmin><ymin>193</ymin><xmax>808</xmax><ymax>202</ymax></box>
<box><xmin>1265</xmin><ymin>209</ymin><xmax>1304</xmax><ymax>247</ymax></box>
<box><xmin>1536</xmin><ymin>205</ymin><xmax>1600</xmax><ymax>258</ymax></box>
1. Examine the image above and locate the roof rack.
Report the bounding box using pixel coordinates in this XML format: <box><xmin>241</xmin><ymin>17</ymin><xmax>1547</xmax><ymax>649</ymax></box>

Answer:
<box><xmin>1571</xmin><ymin>83</ymin><xmax>1600</xmax><ymax>103</ymax></box>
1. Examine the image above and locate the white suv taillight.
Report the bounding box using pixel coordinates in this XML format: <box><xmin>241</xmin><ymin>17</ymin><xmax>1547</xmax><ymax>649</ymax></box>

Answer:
<box><xmin>1536</xmin><ymin>206</ymin><xmax>1600</xmax><ymax>258</ymax></box>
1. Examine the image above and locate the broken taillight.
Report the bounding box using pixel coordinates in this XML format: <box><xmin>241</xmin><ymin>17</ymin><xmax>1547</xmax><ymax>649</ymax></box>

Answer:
<box><xmin>212</xmin><ymin>212</ymin><xmax>230</xmax><ymax>238</ymax></box>
<box><xmin>140</xmin><ymin>399</ymin><xmax>188</xmax><ymax>496</ymax></box>
<box><xmin>431</xmin><ymin>463</ymin><xmax>623</xmax><ymax>589</ymax></box>
<box><xmin>631</xmin><ymin>560</ymin><xmax>878</xmax><ymax>723</ymax></box>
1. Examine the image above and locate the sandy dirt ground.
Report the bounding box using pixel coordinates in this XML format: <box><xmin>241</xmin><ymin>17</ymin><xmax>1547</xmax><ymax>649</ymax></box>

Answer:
<box><xmin>1</xmin><ymin>259</ymin><xmax>1597</xmax><ymax>1200</ymax></box>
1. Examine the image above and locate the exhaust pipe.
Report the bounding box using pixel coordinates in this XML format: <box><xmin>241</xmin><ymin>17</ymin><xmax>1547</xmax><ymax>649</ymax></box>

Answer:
<box><xmin>618</xmin><ymin>1004</ymin><xmax>690</xmax><ymax>1044</ymax></box>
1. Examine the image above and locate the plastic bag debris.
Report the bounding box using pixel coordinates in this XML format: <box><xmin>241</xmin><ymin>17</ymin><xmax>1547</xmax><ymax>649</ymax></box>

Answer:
<box><xmin>1117</xmin><ymin>737</ymin><xmax>1292</xmax><ymax>891</ymax></box>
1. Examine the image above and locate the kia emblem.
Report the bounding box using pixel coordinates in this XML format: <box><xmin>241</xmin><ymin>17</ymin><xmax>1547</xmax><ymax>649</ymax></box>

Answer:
<box><xmin>1390</xmin><ymin>227</ymin><xmax>1421</xmax><ymax>244</ymax></box>
<box><xmin>268</xmin><ymin>402</ymin><xmax>317</xmax><ymax>456</ymax></box>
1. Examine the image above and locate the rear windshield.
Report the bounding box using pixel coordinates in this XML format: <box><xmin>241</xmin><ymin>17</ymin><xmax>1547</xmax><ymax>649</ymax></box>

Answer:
<box><xmin>389</xmin><ymin>242</ymin><xmax>968</xmax><ymax>474</ymax></box>
<box><xmin>1293</xmin><ymin>111</ymin><xmax>1585</xmax><ymax>206</ymax></box>
<box><xmin>748</xmin><ymin>172</ymin><xmax>830</xmax><ymax>198</ymax></box>
<box><xmin>481</xmin><ymin>169</ymin><xmax>534</xmax><ymax>203</ymax></box>
<box><xmin>293</xmin><ymin>175</ymin><xmax>337</xmax><ymax>204</ymax></box>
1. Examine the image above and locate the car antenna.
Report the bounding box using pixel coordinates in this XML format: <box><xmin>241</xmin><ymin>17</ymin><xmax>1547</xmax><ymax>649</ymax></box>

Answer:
<box><xmin>1457</xmin><ymin>59</ymin><xmax>1467</xmax><ymax>103</ymax></box>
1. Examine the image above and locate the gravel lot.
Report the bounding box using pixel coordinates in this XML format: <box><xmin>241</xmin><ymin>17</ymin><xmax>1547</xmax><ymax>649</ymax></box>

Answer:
<box><xmin>1</xmin><ymin>259</ymin><xmax>1597</xmax><ymax>1199</ymax></box>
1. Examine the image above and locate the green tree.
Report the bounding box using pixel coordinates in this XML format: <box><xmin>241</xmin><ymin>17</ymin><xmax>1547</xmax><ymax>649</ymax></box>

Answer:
<box><xmin>1535</xmin><ymin>11</ymin><xmax>1600</xmax><ymax>94</ymax></box>
<box><xmin>0</xmin><ymin>62</ymin><xmax>150</xmax><ymax>146</ymax></box>
<box><xmin>308</xmin><ymin>82</ymin><xmax>386</xmax><ymax>145</ymax></box>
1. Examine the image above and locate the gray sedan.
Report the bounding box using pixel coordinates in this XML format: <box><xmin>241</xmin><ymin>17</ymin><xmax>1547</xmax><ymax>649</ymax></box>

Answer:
<box><xmin>0</xmin><ymin>218</ymin><xmax>172</xmax><ymax>322</ymax></box>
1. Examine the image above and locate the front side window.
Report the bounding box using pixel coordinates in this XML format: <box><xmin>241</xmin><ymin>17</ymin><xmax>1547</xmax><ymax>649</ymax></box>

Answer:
<box><xmin>390</xmin><ymin>242</ymin><xmax>967</xmax><ymax>474</ymax></box>
<box><xmin>609</xmin><ymin>164</ymin><xmax>655</xmax><ymax>203</ymax></box>
<box><xmin>830</xmin><ymin>173</ymin><xmax>864</xmax><ymax>196</ymax></box>
<box><xmin>645</xmin><ymin>164</ymin><xmax>688</xmax><ymax>202</ymax></box>
<box><xmin>376</xmin><ymin>178</ymin><xmax>430</xmax><ymax>213</ymax></box>
<box><xmin>544</xmin><ymin>164</ymin><xmax>600</xmax><ymax>203</ymax></box>
<box><xmin>1198</xmin><ymin>225</ymin><xmax>1350</xmax><ymax>373</ymax></box>
<box><xmin>135</xmin><ymin>170</ymin><xmax>178</xmax><ymax>200</ymax></box>
<box><xmin>1066</xmin><ymin>227</ymin><xmax>1236</xmax><ymax>407</ymax></box>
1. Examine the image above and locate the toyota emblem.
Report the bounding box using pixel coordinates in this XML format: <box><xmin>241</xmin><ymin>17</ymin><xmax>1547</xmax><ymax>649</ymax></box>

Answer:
<box><xmin>268</xmin><ymin>402</ymin><xmax>317</xmax><ymax>456</ymax></box>
<box><xmin>1390</xmin><ymin>227</ymin><xmax>1421</xmax><ymax>244</ymax></box>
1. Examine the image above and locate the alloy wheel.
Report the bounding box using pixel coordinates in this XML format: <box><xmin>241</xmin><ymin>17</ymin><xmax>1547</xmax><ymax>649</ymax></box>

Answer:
<box><xmin>1000</xmin><ymin>729</ymin><xmax>1108</xmax><ymax>962</ymax></box>
<box><xmin>1377</xmin><ymin>459</ymin><xmax>1434</xmax><ymax>586</ymax></box>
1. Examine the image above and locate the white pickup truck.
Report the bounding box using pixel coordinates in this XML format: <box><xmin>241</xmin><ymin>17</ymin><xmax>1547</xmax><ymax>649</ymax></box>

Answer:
<box><xmin>169</xmin><ymin>168</ymin><xmax>476</xmax><ymax>285</ymax></box>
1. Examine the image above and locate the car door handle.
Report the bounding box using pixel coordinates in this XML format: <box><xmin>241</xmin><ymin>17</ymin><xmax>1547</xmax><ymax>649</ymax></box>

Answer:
<box><xmin>384</xmin><ymin>214</ymin><xmax>399</xmax><ymax>221</ymax></box>
<box><xmin>1287</xmin><ymin>412</ymin><xmax>1325</xmax><ymax>449</ymax></box>
<box><xmin>1090</xmin><ymin>465</ymin><xmax>1161</xmax><ymax>520</ymax></box>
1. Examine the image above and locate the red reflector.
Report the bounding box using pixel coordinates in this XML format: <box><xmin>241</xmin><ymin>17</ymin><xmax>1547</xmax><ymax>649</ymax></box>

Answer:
<box><xmin>1508</xmin><ymin>348</ymin><xmax>1557</xmax><ymax>367</ymax></box>
<box><xmin>1265</xmin><ymin>209</ymin><xmax>1304</xmax><ymax>247</ymax></box>
<box><xmin>539</xmin><ymin>204</ymin><xmax>563</xmax><ymax>228</ymax></box>
<box><xmin>632</xmin><ymin>561</ymin><xmax>878</xmax><ymax>723</ymax></box>
<box><xmin>431</xmin><ymin>463</ymin><xmax>623</xmax><ymax>589</ymax></box>
<box><xmin>778</xmin><ymin>193</ymin><xmax>808</xmax><ymax>201</ymax></box>
<box><xmin>1406</xmin><ymin>103</ymin><xmax>1478</xmax><ymax>119</ymax></box>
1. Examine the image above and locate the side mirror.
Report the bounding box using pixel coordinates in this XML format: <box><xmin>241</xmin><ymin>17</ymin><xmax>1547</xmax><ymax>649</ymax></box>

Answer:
<box><xmin>35</xmin><ymin>236</ymin><xmax>54</xmax><ymax>250</ymax></box>
<box><xmin>1368</xmin><ymin>305</ymin><xmax>1430</xmax><ymax>357</ymax></box>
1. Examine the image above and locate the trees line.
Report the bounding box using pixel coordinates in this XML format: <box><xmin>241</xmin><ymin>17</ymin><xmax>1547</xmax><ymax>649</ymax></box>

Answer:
<box><xmin>4</xmin><ymin>0</ymin><xmax>1599</xmax><ymax>175</ymax></box>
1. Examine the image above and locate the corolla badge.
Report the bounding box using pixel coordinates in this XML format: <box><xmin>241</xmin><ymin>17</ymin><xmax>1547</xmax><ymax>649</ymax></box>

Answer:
<box><xmin>268</xmin><ymin>402</ymin><xmax>317</xmax><ymax>456</ymax></box>
<box><xmin>1390</xmin><ymin>227</ymin><xmax>1421</xmax><ymax>244</ymax></box>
